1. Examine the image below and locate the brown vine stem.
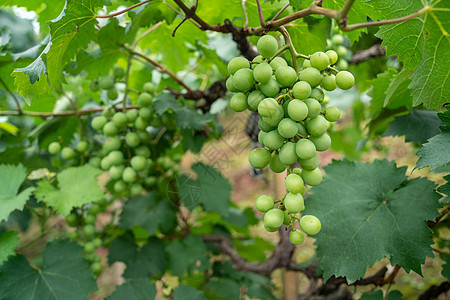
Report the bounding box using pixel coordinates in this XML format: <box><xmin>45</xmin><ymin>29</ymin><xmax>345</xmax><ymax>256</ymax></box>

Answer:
<box><xmin>95</xmin><ymin>0</ymin><xmax>151</xmax><ymax>18</ymax></box>
<box><xmin>133</xmin><ymin>21</ymin><xmax>163</xmax><ymax>47</ymax></box>
<box><xmin>278</xmin><ymin>26</ymin><xmax>299</xmax><ymax>73</ymax></box>
<box><xmin>337</xmin><ymin>0</ymin><xmax>356</xmax><ymax>21</ymax></box>
<box><xmin>241</xmin><ymin>0</ymin><xmax>249</xmax><ymax>29</ymax></box>
<box><xmin>256</xmin><ymin>0</ymin><xmax>265</xmax><ymax>27</ymax></box>
<box><xmin>271</xmin><ymin>3</ymin><xmax>290</xmax><ymax>22</ymax></box>
<box><xmin>0</xmin><ymin>77</ymin><xmax>22</xmax><ymax>114</ymax></box>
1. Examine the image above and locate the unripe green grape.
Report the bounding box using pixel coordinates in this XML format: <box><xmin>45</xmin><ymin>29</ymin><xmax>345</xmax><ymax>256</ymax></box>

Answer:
<box><xmin>66</xmin><ymin>213</ymin><xmax>78</xmax><ymax>227</ymax></box>
<box><xmin>279</xmin><ymin>142</ymin><xmax>297</xmax><ymax>165</ymax></box>
<box><xmin>130</xmin><ymin>183</ymin><xmax>143</xmax><ymax>196</ymax></box>
<box><xmin>263</xmin><ymin>108</ymin><xmax>284</xmax><ymax>127</ymax></box>
<box><xmin>91</xmin><ymin>262</ymin><xmax>103</xmax><ymax>276</ymax></box>
<box><xmin>114</xmin><ymin>180</ymin><xmax>127</xmax><ymax>193</ymax></box>
<box><xmin>269</xmin><ymin>57</ymin><xmax>288</xmax><ymax>71</ymax></box>
<box><xmin>258</xmin><ymin>131</ymin><xmax>266</xmax><ymax>145</ymax></box>
<box><xmin>69</xmin><ymin>231</ymin><xmax>79</xmax><ymax>241</ymax></box>
<box><xmin>299</xmin><ymin>67</ymin><xmax>322</xmax><ymax>87</ymax></box>
<box><xmin>293</xmin><ymin>167</ymin><xmax>302</xmax><ymax>176</ymax></box>
<box><xmin>99</xmin><ymin>77</ymin><xmax>114</xmax><ymax>90</ymax></box>
<box><xmin>298</xmin><ymin>154</ymin><xmax>319</xmax><ymax>171</ymax></box>
<box><xmin>336</xmin><ymin>45</ymin><xmax>347</xmax><ymax>57</ymax></box>
<box><xmin>296</xmin><ymin>138</ymin><xmax>316</xmax><ymax>159</ymax></box>
<box><xmin>302</xmin><ymin>167</ymin><xmax>323</xmax><ymax>186</ymax></box>
<box><xmin>310</xmin><ymin>88</ymin><xmax>324</xmax><ymax>102</ymax></box>
<box><xmin>331</xmin><ymin>34</ymin><xmax>344</xmax><ymax>45</ymax></box>
<box><xmin>114</xmin><ymin>67</ymin><xmax>125</xmax><ymax>78</ymax></box>
<box><xmin>310</xmin><ymin>52</ymin><xmax>329</xmax><ymax>70</ymax></box>
<box><xmin>48</xmin><ymin>142</ymin><xmax>61</xmax><ymax>154</ymax></box>
<box><xmin>76</xmin><ymin>140</ymin><xmax>88</xmax><ymax>153</ymax></box>
<box><xmin>100</xmin><ymin>157</ymin><xmax>111</xmax><ymax>170</ymax></box>
<box><xmin>300</xmin><ymin>215</ymin><xmax>321</xmax><ymax>235</ymax></box>
<box><xmin>255</xmin><ymin>195</ymin><xmax>274</xmax><ymax>212</ymax></box>
<box><xmin>253</xmin><ymin>62</ymin><xmax>273</xmax><ymax>83</ymax></box>
<box><xmin>126</xmin><ymin>132</ymin><xmax>141</xmax><ymax>148</ymax></box>
<box><xmin>108</xmin><ymin>150</ymin><xmax>124</xmax><ymax>165</ymax></box>
<box><xmin>275</xmin><ymin>66</ymin><xmax>297</xmax><ymax>87</ymax></box>
<box><xmin>289</xmin><ymin>230</ymin><xmax>305</xmax><ymax>245</ymax></box>
<box><xmin>257</xmin><ymin>35</ymin><xmax>278</xmax><ymax>58</ymax></box>
<box><xmin>61</xmin><ymin>147</ymin><xmax>76</xmax><ymax>160</ymax></box>
<box><xmin>134</xmin><ymin>117</ymin><xmax>148</xmax><ymax>131</ymax></box>
<box><xmin>230</xmin><ymin>93</ymin><xmax>248</xmax><ymax>112</ymax></box>
<box><xmin>107</xmin><ymin>89</ymin><xmax>118</xmax><ymax>100</ymax></box>
<box><xmin>258</xmin><ymin>98</ymin><xmax>279</xmax><ymax>119</ymax></box>
<box><xmin>83</xmin><ymin>224</ymin><xmax>95</xmax><ymax>239</ymax></box>
<box><xmin>264</xmin><ymin>130</ymin><xmax>285</xmax><ymax>150</ymax></box>
<box><xmin>304</xmin><ymin>98</ymin><xmax>321</xmax><ymax>118</ymax></box>
<box><xmin>321</xmin><ymin>74</ymin><xmax>337</xmax><ymax>91</ymax></box>
<box><xmin>336</xmin><ymin>59</ymin><xmax>348</xmax><ymax>70</ymax></box>
<box><xmin>248</xmin><ymin>148</ymin><xmax>271</xmax><ymax>169</ymax></box>
<box><xmin>335</xmin><ymin>71</ymin><xmax>354</xmax><ymax>90</ymax></box>
<box><xmin>264</xmin><ymin>208</ymin><xmax>284</xmax><ymax>229</ymax></box>
<box><xmin>122</xmin><ymin>167</ymin><xmax>137</xmax><ymax>183</ymax></box>
<box><xmin>104</xmin><ymin>136</ymin><xmax>121</xmax><ymax>152</ymax></box>
<box><xmin>292</xmin><ymin>81</ymin><xmax>312</xmax><ymax>100</ymax></box>
<box><xmin>324</xmin><ymin>106</ymin><xmax>340</xmax><ymax>122</ymax></box>
<box><xmin>322</xmin><ymin>94</ymin><xmax>330</xmax><ymax>105</ymax></box>
<box><xmin>287</xmin><ymin>99</ymin><xmax>308</xmax><ymax>122</ymax></box>
<box><xmin>137</xmin><ymin>92</ymin><xmax>152</xmax><ymax>107</ymax></box>
<box><xmin>264</xmin><ymin>223</ymin><xmax>279</xmax><ymax>232</ymax></box>
<box><xmin>260</xmin><ymin>78</ymin><xmax>280</xmax><ymax>97</ymax></box>
<box><xmin>258</xmin><ymin>117</ymin><xmax>277</xmax><ymax>132</ymax></box>
<box><xmin>139</xmin><ymin>107</ymin><xmax>153</xmax><ymax>120</ymax></box>
<box><xmin>90</xmin><ymin>80</ymin><xmax>99</xmax><ymax>92</ymax></box>
<box><xmin>232</xmin><ymin>68</ymin><xmax>255</xmax><ymax>92</ymax></box>
<box><xmin>326</xmin><ymin>50</ymin><xmax>338</xmax><ymax>65</ymax></box>
<box><xmin>102</xmin><ymin>107</ymin><xmax>114</xmax><ymax>118</ymax></box>
<box><xmin>302</xmin><ymin>59</ymin><xmax>311</xmax><ymax>68</ymax></box>
<box><xmin>91</xmin><ymin>116</ymin><xmax>107</xmax><ymax>131</ymax></box>
<box><xmin>283</xmin><ymin>211</ymin><xmax>292</xmax><ymax>225</ymax></box>
<box><xmin>92</xmin><ymin>238</ymin><xmax>102</xmax><ymax>248</ymax></box>
<box><xmin>143</xmin><ymin>82</ymin><xmax>155</xmax><ymax>93</ymax></box>
<box><xmin>269</xmin><ymin>152</ymin><xmax>287</xmax><ymax>173</ymax></box>
<box><xmin>103</xmin><ymin>122</ymin><xmax>119</xmax><ymax>136</ymax></box>
<box><xmin>297</xmin><ymin>122</ymin><xmax>308</xmax><ymax>137</ymax></box>
<box><xmin>89</xmin><ymin>157</ymin><xmax>101</xmax><ymax>168</ymax></box>
<box><xmin>227</xmin><ymin>57</ymin><xmax>250</xmax><ymax>75</ymax></box>
<box><xmin>137</xmin><ymin>131</ymin><xmax>150</xmax><ymax>143</ymax></box>
<box><xmin>84</xmin><ymin>242</ymin><xmax>95</xmax><ymax>254</ymax></box>
<box><xmin>109</xmin><ymin>165</ymin><xmax>124</xmax><ymax>180</ymax></box>
<box><xmin>247</xmin><ymin>90</ymin><xmax>265</xmax><ymax>111</ymax></box>
<box><xmin>284</xmin><ymin>192</ymin><xmax>304</xmax><ymax>213</ymax></box>
<box><xmin>112</xmin><ymin>112</ymin><xmax>127</xmax><ymax>128</ymax></box>
<box><xmin>226</xmin><ymin>76</ymin><xmax>240</xmax><ymax>92</ymax></box>
<box><xmin>253</xmin><ymin>55</ymin><xmax>264</xmax><ymax>64</ymax></box>
<box><xmin>135</xmin><ymin>145</ymin><xmax>151</xmax><ymax>158</ymax></box>
<box><xmin>131</xmin><ymin>155</ymin><xmax>147</xmax><ymax>171</ymax></box>
<box><xmin>278</xmin><ymin>118</ymin><xmax>298</xmax><ymax>139</ymax></box>
<box><xmin>285</xmin><ymin>173</ymin><xmax>304</xmax><ymax>194</ymax></box>
<box><xmin>307</xmin><ymin>115</ymin><xmax>328</xmax><ymax>136</ymax></box>
<box><xmin>309</xmin><ymin>133</ymin><xmax>331</xmax><ymax>151</ymax></box>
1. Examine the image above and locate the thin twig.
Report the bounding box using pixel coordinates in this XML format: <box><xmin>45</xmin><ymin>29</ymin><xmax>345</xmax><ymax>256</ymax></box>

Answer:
<box><xmin>133</xmin><ymin>21</ymin><xmax>163</xmax><ymax>47</ymax></box>
<box><xmin>0</xmin><ymin>77</ymin><xmax>22</xmax><ymax>114</ymax></box>
<box><xmin>278</xmin><ymin>26</ymin><xmax>299</xmax><ymax>73</ymax></box>
<box><xmin>122</xmin><ymin>53</ymin><xmax>134</xmax><ymax>111</ymax></box>
<box><xmin>242</xmin><ymin>0</ymin><xmax>249</xmax><ymax>29</ymax></box>
<box><xmin>0</xmin><ymin>106</ymin><xmax>139</xmax><ymax>117</ymax></box>
<box><xmin>337</xmin><ymin>0</ymin><xmax>356</xmax><ymax>21</ymax></box>
<box><xmin>256</xmin><ymin>0</ymin><xmax>265</xmax><ymax>27</ymax></box>
<box><xmin>163</xmin><ymin>2</ymin><xmax>202</xmax><ymax>29</ymax></box>
<box><xmin>96</xmin><ymin>0</ymin><xmax>151</xmax><ymax>18</ymax></box>
<box><xmin>172</xmin><ymin>17</ymin><xmax>188</xmax><ymax>37</ymax></box>
<box><xmin>271</xmin><ymin>3</ymin><xmax>290</xmax><ymax>22</ymax></box>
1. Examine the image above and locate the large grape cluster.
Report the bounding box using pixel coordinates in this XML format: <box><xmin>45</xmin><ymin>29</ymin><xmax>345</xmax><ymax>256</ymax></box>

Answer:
<box><xmin>226</xmin><ymin>34</ymin><xmax>354</xmax><ymax>245</ymax></box>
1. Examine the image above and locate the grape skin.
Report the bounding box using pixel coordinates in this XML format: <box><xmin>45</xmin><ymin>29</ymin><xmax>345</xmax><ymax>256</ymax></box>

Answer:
<box><xmin>257</xmin><ymin>35</ymin><xmax>279</xmax><ymax>58</ymax></box>
<box><xmin>300</xmin><ymin>215</ymin><xmax>321</xmax><ymax>235</ymax></box>
<box><xmin>249</xmin><ymin>148</ymin><xmax>271</xmax><ymax>169</ymax></box>
<box><xmin>335</xmin><ymin>71</ymin><xmax>355</xmax><ymax>90</ymax></box>
<box><xmin>284</xmin><ymin>192</ymin><xmax>304</xmax><ymax>213</ymax></box>
<box><xmin>288</xmin><ymin>99</ymin><xmax>308</xmax><ymax>121</ymax></box>
<box><xmin>292</xmin><ymin>81</ymin><xmax>312</xmax><ymax>100</ymax></box>
<box><xmin>299</xmin><ymin>67</ymin><xmax>322</xmax><ymax>87</ymax></box>
<box><xmin>253</xmin><ymin>62</ymin><xmax>273</xmax><ymax>83</ymax></box>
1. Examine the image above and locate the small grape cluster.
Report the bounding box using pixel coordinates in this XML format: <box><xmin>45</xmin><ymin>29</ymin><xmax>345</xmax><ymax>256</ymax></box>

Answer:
<box><xmin>226</xmin><ymin>34</ymin><xmax>354</xmax><ymax>245</ymax></box>
<box><xmin>89</xmin><ymin>67</ymin><xmax>127</xmax><ymax>100</ymax></box>
<box><xmin>326</xmin><ymin>31</ymin><xmax>350</xmax><ymax>70</ymax></box>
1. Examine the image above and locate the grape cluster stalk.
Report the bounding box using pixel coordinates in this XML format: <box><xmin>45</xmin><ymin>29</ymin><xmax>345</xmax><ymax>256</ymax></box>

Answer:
<box><xmin>226</xmin><ymin>34</ymin><xmax>354</xmax><ymax>245</ymax></box>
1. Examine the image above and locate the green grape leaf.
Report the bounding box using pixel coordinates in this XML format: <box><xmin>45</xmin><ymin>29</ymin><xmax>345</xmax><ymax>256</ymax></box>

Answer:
<box><xmin>0</xmin><ymin>231</ymin><xmax>19</xmax><ymax>266</ymax></box>
<box><xmin>173</xmin><ymin>285</ymin><xmax>207</xmax><ymax>300</ymax></box>
<box><xmin>360</xmin><ymin>290</ymin><xmax>403</xmax><ymax>300</ymax></box>
<box><xmin>0</xmin><ymin>240</ymin><xmax>97</xmax><ymax>299</ymax></box>
<box><xmin>205</xmin><ymin>278</ymin><xmax>241</xmax><ymax>300</ymax></box>
<box><xmin>415</xmin><ymin>132</ymin><xmax>450</xmax><ymax>171</ymax></box>
<box><xmin>35</xmin><ymin>165</ymin><xmax>104</xmax><ymax>216</ymax></box>
<box><xmin>384</xmin><ymin>110</ymin><xmax>442</xmax><ymax>143</ymax></box>
<box><xmin>437</xmin><ymin>175</ymin><xmax>450</xmax><ymax>195</ymax></box>
<box><xmin>384</xmin><ymin>68</ymin><xmax>414</xmax><ymax>109</ymax></box>
<box><xmin>246</xmin><ymin>283</ymin><xmax>276</xmax><ymax>300</ymax></box>
<box><xmin>166</xmin><ymin>235</ymin><xmax>211</xmax><ymax>277</ymax></box>
<box><xmin>304</xmin><ymin>159</ymin><xmax>441</xmax><ymax>283</ymax></box>
<box><xmin>287</xmin><ymin>17</ymin><xmax>331</xmax><ymax>56</ymax></box>
<box><xmin>178</xmin><ymin>163</ymin><xmax>232</xmax><ymax>217</ymax></box>
<box><xmin>107</xmin><ymin>278</ymin><xmax>156</xmax><ymax>300</ymax></box>
<box><xmin>109</xmin><ymin>233</ymin><xmax>166</xmax><ymax>279</ymax></box>
<box><xmin>289</xmin><ymin>0</ymin><xmax>302</xmax><ymax>10</ymax></box>
<box><xmin>0</xmin><ymin>164</ymin><xmax>35</xmax><ymax>222</ymax></box>
<box><xmin>119</xmin><ymin>193</ymin><xmax>177</xmax><ymax>236</ymax></box>
<box><xmin>442</xmin><ymin>256</ymin><xmax>450</xmax><ymax>281</ymax></box>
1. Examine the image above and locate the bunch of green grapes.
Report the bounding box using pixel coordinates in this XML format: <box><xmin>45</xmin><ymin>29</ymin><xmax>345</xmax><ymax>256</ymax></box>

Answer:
<box><xmin>226</xmin><ymin>34</ymin><xmax>354</xmax><ymax>245</ymax></box>
<box><xmin>89</xmin><ymin>66</ymin><xmax>126</xmax><ymax>100</ymax></box>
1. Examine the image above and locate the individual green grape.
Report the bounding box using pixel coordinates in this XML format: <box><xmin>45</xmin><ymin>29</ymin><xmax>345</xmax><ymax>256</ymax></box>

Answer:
<box><xmin>48</xmin><ymin>142</ymin><xmax>61</xmax><ymax>154</ymax></box>
<box><xmin>109</xmin><ymin>165</ymin><xmax>124</xmax><ymax>180</ymax></box>
<box><xmin>264</xmin><ymin>223</ymin><xmax>279</xmax><ymax>232</ymax></box>
<box><xmin>326</xmin><ymin>50</ymin><xmax>338</xmax><ymax>65</ymax></box>
<box><xmin>108</xmin><ymin>150</ymin><xmax>124</xmax><ymax>165</ymax></box>
<box><xmin>310</xmin><ymin>52</ymin><xmax>329</xmax><ymax>71</ymax></box>
<box><xmin>322</xmin><ymin>94</ymin><xmax>330</xmax><ymax>105</ymax></box>
<box><xmin>302</xmin><ymin>59</ymin><xmax>311</xmax><ymax>68</ymax></box>
<box><xmin>263</xmin><ymin>109</ymin><xmax>284</xmax><ymax>127</ymax></box>
<box><xmin>325</xmin><ymin>106</ymin><xmax>340</xmax><ymax>122</ymax></box>
<box><xmin>336</xmin><ymin>45</ymin><xmax>347</xmax><ymax>57</ymax></box>
<box><xmin>137</xmin><ymin>131</ymin><xmax>150</xmax><ymax>144</ymax></box>
<box><xmin>131</xmin><ymin>155</ymin><xmax>147</xmax><ymax>171</ymax></box>
<box><xmin>260</xmin><ymin>78</ymin><xmax>280</xmax><ymax>97</ymax></box>
<box><xmin>258</xmin><ymin>131</ymin><xmax>266</xmax><ymax>145</ymax></box>
<box><xmin>263</xmin><ymin>208</ymin><xmax>284</xmax><ymax>229</ymax></box>
<box><xmin>143</xmin><ymin>82</ymin><xmax>155</xmax><ymax>94</ymax></box>
<box><xmin>321</xmin><ymin>74</ymin><xmax>337</xmax><ymax>91</ymax></box>
<box><xmin>287</xmin><ymin>99</ymin><xmax>308</xmax><ymax>121</ymax></box>
<box><xmin>309</xmin><ymin>133</ymin><xmax>331</xmax><ymax>151</ymax></box>
<box><xmin>337</xmin><ymin>59</ymin><xmax>348</xmax><ymax>70</ymax></box>
<box><xmin>227</xmin><ymin>57</ymin><xmax>250</xmax><ymax>75</ymax></box>
<box><xmin>298</xmin><ymin>154</ymin><xmax>319</xmax><ymax>171</ymax></box>
<box><xmin>91</xmin><ymin>115</ymin><xmax>107</xmax><ymax>131</ymax></box>
<box><xmin>83</xmin><ymin>224</ymin><xmax>96</xmax><ymax>239</ymax></box>
<box><xmin>278</xmin><ymin>118</ymin><xmax>298</xmax><ymax>139</ymax></box>
<box><xmin>331</xmin><ymin>34</ymin><xmax>344</xmax><ymax>45</ymax></box>
<box><xmin>232</xmin><ymin>68</ymin><xmax>255</xmax><ymax>92</ymax></box>
<box><xmin>292</xmin><ymin>81</ymin><xmax>312</xmax><ymax>100</ymax></box>
<box><xmin>269</xmin><ymin>57</ymin><xmax>288</xmax><ymax>71</ymax></box>
<box><xmin>297</xmin><ymin>122</ymin><xmax>308</xmax><ymax>137</ymax></box>
<box><xmin>76</xmin><ymin>141</ymin><xmax>88</xmax><ymax>153</ymax></box>
<box><xmin>99</xmin><ymin>77</ymin><xmax>114</xmax><ymax>90</ymax></box>
<box><xmin>134</xmin><ymin>116</ymin><xmax>148</xmax><ymax>131</ymax></box>
<box><xmin>230</xmin><ymin>93</ymin><xmax>248</xmax><ymax>112</ymax></box>
<box><xmin>304</xmin><ymin>98</ymin><xmax>321</xmax><ymax>118</ymax></box>
<box><xmin>122</xmin><ymin>167</ymin><xmax>137</xmax><ymax>183</ymax></box>
<box><xmin>302</xmin><ymin>167</ymin><xmax>323</xmax><ymax>186</ymax></box>
<box><xmin>139</xmin><ymin>107</ymin><xmax>153</xmax><ymax>120</ymax></box>
<box><xmin>258</xmin><ymin>98</ymin><xmax>280</xmax><ymax>119</ymax></box>
<box><xmin>66</xmin><ymin>213</ymin><xmax>78</xmax><ymax>227</ymax></box>
<box><xmin>283</xmin><ymin>211</ymin><xmax>292</xmax><ymax>225</ymax></box>
<box><xmin>258</xmin><ymin>117</ymin><xmax>277</xmax><ymax>132</ymax></box>
<box><xmin>107</xmin><ymin>89</ymin><xmax>118</xmax><ymax>100</ymax></box>
<box><xmin>252</xmin><ymin>55</ymin><xmax>264</xmax><ymax>64</ymax></box>
<box><xmin>295</xmin><ymin>139</ymin><xmax>316</xmax><ymax>159</ymax></box>
<box><xmin>104</xmin><ymin>136</ymin><xmax>121</xmax><ymax>152</ymax></box>
<box><xmin>307</xmin><ymin>115</ymin><xmax>328</xmax><ymax>136</ymax></box>
<box><xmin>275</xmin><ymin>66</ymin><xmax>297</xmax><ymax>87</ymax></box>
<box><xmin>310</xmin><ymin>88</ymin><xmax>324</xmax><ymax>102</ymax></box>
<box><xmin>285</xmin><ymin>173</ymin><xmax>304</xmax><ymax>194</ymax></box>
<box><xmin>279</xmin><ymin>142</ymin><xmax>297</xmax><ymax>165</ymax></box>
<box><xmin>255</xmin><ymin>195</ymin><xmax>274</xmax><ymax>212</ymax></box>
<box><xmin>226</xmin><ymin>76</ymin><xmax>240</xmax><ymax>92</ymax></box>
<box><xmin>92</xmin><ymin>238</ymin><xmax>102</xmax><ymax>248</ymax></box>
<box><xmin>263</xmin><ymin>130</ymin><xmax>284</xmax><ymax>150</ymax></box>
<box><xmin>112</xmin><ymin>112</ymin><xmax>127</xmax><ymax>128</ymax></box>
<box><xmin>137</xmin><ymin>92</ymin><xmax>152</xmax><ymax>107</ymax></box>
<box><xmin>257</xmin><ymin>35</ymin><xmax>278</xmax><ymax>58</ymax></box>
<box><xmin>293</xmin><ymin>167</ymin><xmax>302</xmax><ymax>176</ymax></box>
<box><xmin>61</xmin><ymin>147</ymin><xmax>76</xmax><ymax>160</ymax></box>
<box><xmin>102</xmin><ymin>107</ymin><xmax>115</xmax><ymax>118</ymax></box>
<box><xmin>289</xmin><ymin>230</ymin><xmax>305</xmax><ymax>245</ymax></box>
<box><xmin>90</xmin><ymin>157</ymin><xmax>101</xmax><ymax>168</ymax></box>
<box><xmin>336</xmin><ymin>71</ymin><xmax>354</xmax><ymax>90</ymax></box>
<box><xmin>130</xmin><ymin>183</ymin><xmax>143</xmax><ymax>196</ymax></box>
<box><xmin>269</xmin><ymin>152</ymin><xmax>287</xmax><ymax>173</ymax></box>
<box><xmin>114</xmin><ymin>180</ymin><xmax>127</xmax><ymax>193</ymax></box>
<box><xmin>299</xmin><ymin>67</ymin><xmax>322</xmax><ymax>87</ymax></box>
<box><xmin>248</xmin><ymin>148</ymin><xmax>271</xmax><ymax>169</ymax></box>
<box><xmin>253</xmin><ymin>62</ymin><xmax>273</xmax><ymax>83</ymax></box>
<box><xmin>135</xmin><ymin>145</ymin><xmax>151</xmax><ymax>158</ymax></box>
<box><xmin>100</xmin><ymin>157</ymin><xmax>111</xmax><ymax>170</ymax></box>
<box><xmin>85</xmin><ymin>214</ymin><xmax>96</xmax><ymax>225</ymax></box>
<box><xmin>89</xmin><ymin>80</ymin><xmax>99</xmax><ymax>92</ymax></box>
<box><xmin>103</xmin><ymin>122</ymin><xmax>119</xmax><ymax>136</ymax></box>
<box><xmin>300</xmin><ymin>215</ymin><xmax>321</xmax><ymax>235</ymax></box>
<box><xmin>284</xmin><ymin>192</ymin><xmax>304</xmax><ymax>213</ymax></box>
<box><xmin>91</xmin><ymin>262</ymin><xmax>103</xmax><ymax>276</ymax></box>
<box><xmin>114</xmin><ymin>67</ymin><xmax>125</xmax><ymax>78</ymax></box>
<box><xmin>69</xmin><ymin>231</ymin><xmax>79</xmax><ymax>241</ymax></box>
<box><xmin>126</xmin><ymin>132</ymin><xmax>141</xmax><ymax>148</ymax></box>
<box><xmin>247</xmin><ymin>90</ymin><xmax>265</xmax><ymax>111</ymax></box>
<box><xmin>84</xmin><ymin>242</ymin><xmax>95</xmax><ymax>253</ymax></box>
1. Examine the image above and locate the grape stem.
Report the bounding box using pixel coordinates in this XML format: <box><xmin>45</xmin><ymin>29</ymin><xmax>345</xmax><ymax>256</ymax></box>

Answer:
<box><xmin>271</xmin><ymin>3</ymin><xmax>290</xmax><ymax>22</ymax></box>
<box><xmin>241</xmin><ymin>0</ymin><xmax>249</xmax><ymax>29</ymax></box>
<box><xmin>95</xmin><ymin>0</ymin><xmax>151</xmax><ymax>18</ymax></box>
<box><xmin>255</xmin><ymin>0</ymin><xmax>265</xmax><ymax>27</ymax></box>
<box><xmin>327</xmin><ymin>66</ymin><xmax>339</xmax><ymax>73</ymax></box>
<box><xmin>278</xmin><ymin>26</ymin><xmax>299</xmax><ymax>74</ymax></box>
<box><xmin>296</xmin><ymin>53</ymin><xmax>310</xmax><ymax>60</ymax></box>
<box><xmin>268</xmin><ymin>44</ymin><xmax>289</xmax><ymax>62</ymax></box>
